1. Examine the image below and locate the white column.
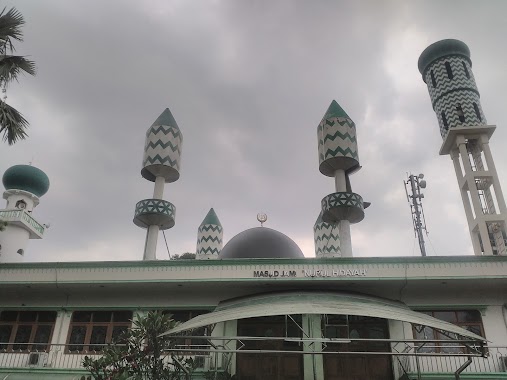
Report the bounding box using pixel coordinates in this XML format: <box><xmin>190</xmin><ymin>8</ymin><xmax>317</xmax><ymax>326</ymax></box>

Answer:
<box><xmin>481</xmin><ymin>136</ymin><xmax>507</xmax><ymax>213</ymax></box>
<box><xmin>457</xmin><ymin>138</ymin><xmax>493</xmax><ymax>255</ymax></box>
<box><xmin>153</xmin><ymin>176</ymin><xmax>165</xmax><ymax>199</ymax></box>
<box><xmin>143</xmin><ymin>225</ymin><xmax>159</xmax><ymax>260</ymax></box>
<box><xmin>334</xmin><ymin>169</ymin><xmax>346</xmax><ymax>192</ymax></box>
<box><xmin>334</xmin><ymin>169</ymin><xmax>352</xmax><ymax>257</ymax></box>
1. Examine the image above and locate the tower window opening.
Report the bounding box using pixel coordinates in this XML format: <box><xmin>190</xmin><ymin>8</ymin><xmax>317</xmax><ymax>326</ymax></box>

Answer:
<box><xmin>456</xmin><ymin>104</ymin><xmax>465</xmax><ymax>123</ymax></box>
<box><xmin>473</xmin><ymin>102</ymin><xmax>482</xmax><ymax>121</ymax></box>
<box><xmin>445</xmin><ymin>62</ymin><xmax>453</xmax><ymax>79</ymax></box>
<box><xmin>462</xmin><ymin>61</ymin><xmax>470</xmax><ymax>79</ymax></box>
<box><xmin>441</xmin><ymin>111</ymin><xmax>448</xmax><ymax>129</ymax></box>
<box><xmin>17</xmin><ymin>249</ymin><xmax>24</xmax><ymax>256</ymax></box>
<box><xmin>430</xmin><ymin>70</ymin><xmax>436</xmax><ymax>88</ymax></box>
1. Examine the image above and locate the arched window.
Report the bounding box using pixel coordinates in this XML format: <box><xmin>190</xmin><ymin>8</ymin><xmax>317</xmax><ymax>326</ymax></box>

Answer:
<box><xmin>462</xmin><ymin>61</ymin><xmax>470</xmax><ymax>79</ymax></box>
<box><xmin>17</xmin><ymin>249</ymin><xmax>24</xmax><ymax>256</ymax></box>
<box><xmin>456</xmin><ymin>103</ymin><xmax>465</xmax><ymax>123</ymax></box>
<box><xmin>430</xmin><ymin>70</ymin><xmax>437</xmax><ymax>88</ymax></box>
<box><xmin>441</xmin><ymin>111</ymin><xmax>448</xmax><ymax>129</ymax></box>
<box><xmin>445</xmin><ymin>62</ymin><xmax>453</xmax><ymax>79</ymax></box>
<box><xmin>473</xmin><ymin>103</ymin><xmax>482</xmax><ymax>121</ymax></box>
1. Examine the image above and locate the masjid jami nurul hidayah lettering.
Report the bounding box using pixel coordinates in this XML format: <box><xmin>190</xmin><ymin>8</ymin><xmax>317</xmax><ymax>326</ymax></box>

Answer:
<box><xmin>0</xmin><ymin>39</ymin><xmax>506</xmax><ymax>262</ymax></box>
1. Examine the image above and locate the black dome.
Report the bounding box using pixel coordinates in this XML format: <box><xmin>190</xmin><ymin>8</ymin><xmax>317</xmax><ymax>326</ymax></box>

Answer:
<box><xmin>219</xmin><ymin>227</ymin><xmax>304</xmax><ymax>259</ymax></box>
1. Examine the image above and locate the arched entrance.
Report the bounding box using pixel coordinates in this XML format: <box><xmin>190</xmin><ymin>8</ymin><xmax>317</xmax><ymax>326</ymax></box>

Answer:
<box><xmin>236</xmin><ymin>315</ymin><xmax>303</xmax><ymax>380</ymax></box>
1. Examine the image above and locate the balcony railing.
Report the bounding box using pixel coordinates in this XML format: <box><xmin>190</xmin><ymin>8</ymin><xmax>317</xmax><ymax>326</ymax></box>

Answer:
<box><xmin>1</xmin><ymin>342</ymin><xmax>506</xmax><ymax>378</ymax></box>
<box><xmin>0</xmin><ymin>343</ymin><xmax>215</xmax><ymax>371</ymax></box>
<box><xmin>394</xmin><ymin>345</ymin><xmax>507</xmax><ymax>378</ymax></box>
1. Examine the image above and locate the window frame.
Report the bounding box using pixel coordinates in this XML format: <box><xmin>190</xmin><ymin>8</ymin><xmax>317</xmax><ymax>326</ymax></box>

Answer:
<box><xmin>413</xmin><ymin>310</ymin><xmax>485</xmax><ymax>353</ymax></box>
<box><xmin>66</xmin><ymin>310</ymin><xmax>132</xmax><ymax>353</ymax></box>
<box><xmin>0</xmin><ymin>310</ymin><xmax>57</xmax><ymax>352</ymax></box>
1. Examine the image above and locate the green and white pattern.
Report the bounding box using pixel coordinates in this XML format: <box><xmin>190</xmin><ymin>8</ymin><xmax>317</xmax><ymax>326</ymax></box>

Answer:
<box><xmin>314</xmin><ymin>211</ymin><xmax>341</xmax><ymax>257</ymax></box>
<box><xmin>423</xmin><ymin>55</ymin><xmax>486</xmax><ymax>138</ymax></box>
<box><xmin>196</xmin><ymin>208</ymin><xmax>223</xmax><ymax>260</ymax></box>
<box><xmin>142</xmin><ymin>108</ymin><xmax>183</xmax><ymax>182</ymax></box>
<box><xmin>321</xmin><ymin>192</ymin><xmax>364</xmax><ymax>224</ymax></box>
<box><xmin>133</xmin><ymin>199</ymin><xmax>176</xmax><ymax>230</ymax></box>
<box><xmin>317</xmin><ymin>100</ymin><xmax>359</xmax><ymax>176</ymax></box>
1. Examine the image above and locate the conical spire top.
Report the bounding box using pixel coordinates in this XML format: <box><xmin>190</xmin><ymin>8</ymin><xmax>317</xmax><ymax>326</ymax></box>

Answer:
<box><xmin>323</xmin><ymin>100</ymin><xmax>351</xmax><ymax>121</ymax></box>
<box><xmin>151</xmin><ymin>108</ymin><xmax>179</xmax><ymax>129</ymax></box>
<box><xmin>200</xmin><ymin>208</ymin><xmax>222</xmax><ymax>227</ymax></box>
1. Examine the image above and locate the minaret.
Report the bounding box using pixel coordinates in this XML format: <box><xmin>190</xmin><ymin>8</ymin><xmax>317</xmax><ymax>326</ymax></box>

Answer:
<box><xmin>313</xmin><ymin>210</ymin><xmax>340</xmax><ymax>257</ymax></box>
<box><xmin>317</xmin><ymin>100</ymin><xmax>367</xmax><ymax>257</ymax></box>
<box><xmin>419</xmin><ymin>39</ymin><xmax>507</xmax><ymax>256</ymax></box>
<box><xmin>196</xmin><ymin>208</ymin><xmax>223</xmax><ymax>260</ymax></box>
<box><xmin>0</xmin><ymin>165</ymin><xmax>49</xmax><ymax>262</ymax></box>
<box><xmin>133</xmin><ymin>108</ymin><xmax>183</xmax><ymax>260</ymax></box>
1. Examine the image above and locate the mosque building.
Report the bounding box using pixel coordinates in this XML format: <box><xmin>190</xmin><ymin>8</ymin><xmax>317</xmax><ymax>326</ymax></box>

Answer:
<box><xmin>0</xmin><ymin>39</ymin><xmax>506</xmax><ymax>380</ymax></box>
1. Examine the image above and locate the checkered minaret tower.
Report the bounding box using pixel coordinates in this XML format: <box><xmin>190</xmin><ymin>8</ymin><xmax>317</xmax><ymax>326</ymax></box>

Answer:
<box><xmin>419</xmin><ymin>39</ymin><xmax>507</xmax><ymax>255</ymax></box>
<box><xmin>133</xmin><ymin>108</ymin><xmax>183</xmax><ymax>260</ymax></box>
<box><xmin>196</xmin><ymin>208</ymin><xmax>223</xmax><ymax>260</ymax></box>
<box><xmin>317</xmin><ymin>100</ymin><xmax>367</xmax><ymax>257</ymax></box>
<box><xmin>313</xmin><ymin>210</ymin><xmax>340</xmax><ymax>257</ymax></box>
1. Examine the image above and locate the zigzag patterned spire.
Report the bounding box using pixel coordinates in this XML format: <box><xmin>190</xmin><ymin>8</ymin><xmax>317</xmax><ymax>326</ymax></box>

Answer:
<box><xmin>196</xmin><ymin>208</ymin><xmax>223</xmax><ymax>260</ymax></box>
<box><xmin>314</xmin><ymin>211</ymin><xmax>341</xmax><ymax>257</ymax></box>
<box><xmin>141</xmin><ymin>108</ymin><xmax>183</xmax><ymax>183</ymax></box>
<box><xmin>317</xmin><ymin>100</ymin><xmax>360</xmax><ymax>177</ymax></box>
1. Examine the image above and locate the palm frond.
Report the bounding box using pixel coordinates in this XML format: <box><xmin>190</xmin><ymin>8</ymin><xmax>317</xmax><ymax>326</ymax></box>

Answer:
<box><xmin>0</xmin><ymin>100</ymin><xmax>28</xmax><ymax>144</ymax></box>
<box><xmin>0</xmin><ymin>7</ymin><xmax>25</xmax><ymax>54</ymax></box>
<box><xmin>0</xmin><ymin>55</ymin><xmax>36</xmax><ymax>83</ymax></box>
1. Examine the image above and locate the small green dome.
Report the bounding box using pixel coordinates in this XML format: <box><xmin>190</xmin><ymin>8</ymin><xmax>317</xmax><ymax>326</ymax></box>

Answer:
<box><xmin>2</xmin><ymin>165</ymin><xmax>50</xmax><ymax>197</ymax></box>
<box><xmin>418</xmin><ymin>39</ymin><xmax>471</xmax><ymax>79</ymax></box>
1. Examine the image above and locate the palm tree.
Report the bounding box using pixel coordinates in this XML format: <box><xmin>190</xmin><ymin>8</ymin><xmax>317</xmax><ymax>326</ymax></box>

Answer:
<box><xmin>0</xmin><ymin>7</ymin><xmax>36</xmax><ymax>145</ymax></box>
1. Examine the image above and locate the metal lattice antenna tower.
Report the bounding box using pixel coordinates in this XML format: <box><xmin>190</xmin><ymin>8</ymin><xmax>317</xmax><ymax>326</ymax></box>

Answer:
<box><xmin>404</xmin><ymin>173</ymin><xmax>428</xmax><ymax>256</ymax></box>
<box><xmin>133</xmin><ymin>108</ymin><xmax>183</xmax><ymax>260</ymax></box>
<box><xmin>316</xmin><ymin>100</ymin><xmax>369</xmax><ymax>257</ymax></box>
<box><xmin>418</xmin><ymin>39</ymin><xmax>507</xmax><ymax>256</ymax></box>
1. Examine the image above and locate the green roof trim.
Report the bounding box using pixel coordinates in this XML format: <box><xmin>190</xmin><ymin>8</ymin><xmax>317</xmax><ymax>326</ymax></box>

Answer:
<box><xmin>323</xmin><ymin>100</ymin><xmax>351</xmax><ymax>121</ymax></box>
<box><xmin>418</xmin><ymin>39</ymin><xmax>471</xmax><ymax>78</ymax></box>
<box><xmin>200</xmin><ymin>208</ymin><xmax>222</xmax><ymax>227</ymax></box>
<box><xmin>151</xmin><ymin>108</ymin><xmax>179</xmax><ymax>129</ymax></box>
<box><xmin>2</xmin><ymin>165</ymin><xmax>50</xmax><ymax>197</ymax></box>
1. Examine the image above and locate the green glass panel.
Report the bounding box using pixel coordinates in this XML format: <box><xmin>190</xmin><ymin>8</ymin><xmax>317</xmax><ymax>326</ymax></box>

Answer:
<box><xmin>33</xmin><ymin>325</ymin><xmax>52</xmax><ymax>351</ymax></box>
<box><xmin>0</xmin><ymin>325</ymin><xmax>13</xmax><ymax>349</ymax></box>
<box><xmin>93</xmin><ymin>311</ymin><xmax>112</xmax><ymax>323</ymax></box>
<box><xmin>13</xmin><ymin>325</ymin><xmax>32</xmax><ymax>350</ymax></box>
<box><xmin>19</xmin><ymin>311</ymin><xmax>37</xmax><ymax>322</ymax></box>
<box><xmin>68</xmin><ymin>326</ymin><xmax>86</xmax><ymax>352</ymax></box>
<box><xmin>113</xmin><ymin>311</ymin><xmax>132</xmax><ymax>322</ymax></box>
<box><xmin>0</xmin><ymin>311</ymin><xmax>17</xmax><ymax>322</ymax></box>
<box><xmin>89</xmin><ymin>326</ymin><xmax>107</xmax><ymax>352</ymax></box>
<box><xmin>72</xmin><ymin>311</ymin><xmax>91</xmax><ymax>322</ymax></box>
<box><xmin>38</xmin><ymin>311</ymin><xmax>57</xmax><ymax>323</ymax></box>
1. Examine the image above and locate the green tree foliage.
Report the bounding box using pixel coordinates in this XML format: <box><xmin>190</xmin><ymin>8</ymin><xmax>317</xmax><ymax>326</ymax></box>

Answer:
<box><xmin>83</xmin><ymin>311</ymin><xmax>194</xmax><ymax>380</ymax></box>
<box><xmin>0</xmin><ymin>7</ymin><xmax>36</xmax><ymax>145</ymax></box>
<box><xmin>171</xmin><ymin>252</ymin><xmax>196</xmax><ymax>260</ymax></box>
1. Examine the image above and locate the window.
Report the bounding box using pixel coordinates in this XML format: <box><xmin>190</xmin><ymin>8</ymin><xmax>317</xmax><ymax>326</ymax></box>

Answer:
<box><xmin>456</xmin><ymin>103</ymin><xmax>465</xmax><ymax>123</ymax></box>
<box><xmin>164</xmin><ymin>310</ymin><xmax>210</xmax><ymax>351</ymax></box>
<box><xmin>0</xmin><ymin>311</ymin><xmax>57</xmax><ymax>351</ymax></box>
<box><xmin>473</xmin><ymin>102</ymin><xmax>482</xmax><ymax>121</ymax></box>
<box><xmin>430</xmin><ymin>70</ymin><xmax>437</xmax><ymax>88</ymax></box>
<box><xmin>67</xmin><ymin>310</ymin><xmax>132</xmax><ymax>352</ymax></box>
<box><xmin>413</xmin><ymin>310</ymin><xmax>485</xmax><ymax>353</ymax></box>
<box><xmin>445</xmin><ymin>62</ymin><xmax>453</xmax><ymax>79</ymax></box>
<box><xmin>441</xmin><ymin>111</ymin><xmax>449</xmax><ymax>129</ymax></box>
<box><xmin>462</xmin><ymin>61</ymin><xmax>470</xmax><ymax>79</ymax></box>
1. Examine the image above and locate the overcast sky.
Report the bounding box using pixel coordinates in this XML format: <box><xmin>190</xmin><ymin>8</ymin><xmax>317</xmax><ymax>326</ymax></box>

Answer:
<box><xmin>2</xmin><ymin>0</ymin><xmax>507</xmax><ymax>262</ymax></box>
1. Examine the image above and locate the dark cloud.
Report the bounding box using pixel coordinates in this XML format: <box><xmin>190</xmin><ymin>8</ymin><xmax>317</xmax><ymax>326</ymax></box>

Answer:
<box><xmin>1</xmin><ymin>0</ymin><xmax>506</xmax><ymax>261</ymax></box>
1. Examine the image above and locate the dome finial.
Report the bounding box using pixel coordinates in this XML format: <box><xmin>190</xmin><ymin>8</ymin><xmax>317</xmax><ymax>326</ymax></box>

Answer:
<box><xmin>257</xmin><ymin>213</ymin><xmax>267</xmax><ymax>227</ymax></box>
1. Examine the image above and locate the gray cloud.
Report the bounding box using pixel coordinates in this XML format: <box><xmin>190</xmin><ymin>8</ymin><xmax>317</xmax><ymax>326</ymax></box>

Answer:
<box><xmin>1</xmin><ymin>0</ymin><xmax>506</xmax><ymax>261</ymax></box>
